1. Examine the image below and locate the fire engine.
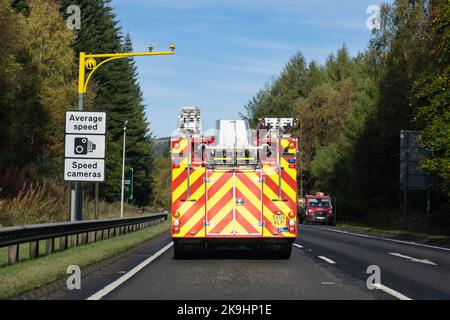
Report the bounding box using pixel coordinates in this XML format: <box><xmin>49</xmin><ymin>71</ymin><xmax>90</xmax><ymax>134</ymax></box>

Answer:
<box><xmin>170</xmin><ymin>107</ymin><xmax>298</xmax><ymax>258</ymax></box>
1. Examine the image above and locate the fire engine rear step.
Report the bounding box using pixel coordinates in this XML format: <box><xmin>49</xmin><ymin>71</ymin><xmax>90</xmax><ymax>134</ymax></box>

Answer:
<box><xmin>173</xmin><ymin>239</ymin><xmax>293</xmax><ymax>259</ymax></box>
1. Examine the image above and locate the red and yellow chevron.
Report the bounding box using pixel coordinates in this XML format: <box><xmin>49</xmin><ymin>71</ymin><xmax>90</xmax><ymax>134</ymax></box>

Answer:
<box><xmin>171</xmin><ymin>137</ymin><xmax>298</xmax><ymax>239</ymax></box>
<box><xmin>171</xmin><ymin>138</ymin><xmax>206</xmax><ymax>238</ymax></box>
<box><xmin>205</xmin><ymin>170</ymin><xmax>263</xmax><ymax>237</ymax></box>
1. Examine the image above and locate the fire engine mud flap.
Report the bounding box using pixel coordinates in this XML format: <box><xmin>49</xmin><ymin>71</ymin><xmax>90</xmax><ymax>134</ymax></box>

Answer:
<box><xmin>259</xmin><ymin>239</ymin><xmax>293</xmax><ymax>259</ymax></box>
<box><xmin>173</xmin><ymin>239</ymin><xmax>205</xmax><ymax>259</ymax></box>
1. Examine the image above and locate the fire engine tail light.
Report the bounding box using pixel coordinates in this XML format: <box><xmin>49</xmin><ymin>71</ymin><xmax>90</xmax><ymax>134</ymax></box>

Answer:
<box><xmin>173</xmin><ymin>211</ymin><xmax>180</xmax><ymax>219</ymax></box>
<box><xmin>288</xmin><ymin>211</ymin><xmax>295</xmax><ymax>218</ymax></box>
<box><xmin>173</xmin><ymin>142</ymin><xmax>180</xmax><ymax>149</ymax></box>
<box><xmin>173</xmin><ymin>219</ymin><xmax>180</xmax><ymax>227</ymax></box>
<box><xmin>289</xmin><ymin>219</ymin><xmax>296</xmax><ymax>227</ymax></box>
<box><xmin>289</xmin><ymin>142</ymin><xmax>296</xmax><ymax>149</ymax></box>
<box><xmin>289</xmin><ymin>227</ymin><xmax>295</xmax><ymax>234</ymax></box>
<box><xmin>208</xmin><ymin>136</ymin><xmax>216</xmax><ymax>144</ymax></box>
<box><xmin>173</xmin><ymin>164</ymin><xmax>180</xmax><ymax>169</ymax></box>
<box><xmin>173</xmin><ymin>227</ymin><xmax>180</xmax><ymax>234</ymax></box>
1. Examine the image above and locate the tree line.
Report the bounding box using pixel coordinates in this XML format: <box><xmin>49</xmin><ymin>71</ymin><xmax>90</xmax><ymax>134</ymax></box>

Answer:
<box><xmin>0</xmin><ymin>0</ymin><xmax>154</xmax><ymax>207</ymax></box>
<box><xmin>243</xmin><ymin>0</ymin><xmax>449</xmax><ymax>231</ymax></box>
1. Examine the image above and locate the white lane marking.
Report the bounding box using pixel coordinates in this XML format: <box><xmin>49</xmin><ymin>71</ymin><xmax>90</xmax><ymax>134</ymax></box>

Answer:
<box><xmin>87</xmin><ymin>242</ymin><xmax>173</xmax><ymax>300</ymax></box>
<box><xmin>293</xmin><ymin>244</ymin><xmax>303</xmax><ymax>249</ymax></box>
<box><xmin>321</xmin><ymin>282</ymin><xmax>335</xmax><ymax>285</ymax></box>
<box><xmin>373</xmin><ymin>283</ymin><xmax>412</xmax><ymax>300</ymax></box>
<box><xmin>388</xmin><ymin>252</ymin><xmax>437</xmax><ymax>266</ymax></box>
<box><xmin>318</xmin><ymin>256</ymin><xmax>336</xmax><ymax>264</ymax></box>
<box><xmin>319</xmin><ymin>227</ymin><xmax>450</xmax><ymax>252</ymax></box>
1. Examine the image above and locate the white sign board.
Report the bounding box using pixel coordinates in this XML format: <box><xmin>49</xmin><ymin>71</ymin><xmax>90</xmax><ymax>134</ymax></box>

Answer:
<box><xmin>65</xmin><ymin>111</ymin><xmax>106</xmax><ymax>134</ymax></box>
<box><xmin>64</xmin><ymin>111</ymin><xmax>107</xmax><ymax>182</ymax></box>
<box><xmin>64</xmin><ymin>159</ymin><xmax>105</xmax><ymax>182</ymax></box>
<box><xmin>65</xmin><ymin>134</ymin><xmax>106</xmax><ymax>159</ymax></box>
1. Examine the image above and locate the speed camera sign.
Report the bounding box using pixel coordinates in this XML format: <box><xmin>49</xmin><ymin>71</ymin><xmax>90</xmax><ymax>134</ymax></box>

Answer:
<box><xmin>64</xmin><ymin>111</ymin><xmax>107</xmax><ymax>182</ymax></box>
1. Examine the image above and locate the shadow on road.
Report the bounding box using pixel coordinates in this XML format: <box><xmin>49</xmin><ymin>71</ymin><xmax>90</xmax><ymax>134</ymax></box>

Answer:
<box><xmin>174</xmin><ymin>246</ymin><xmax>289</xmax><ymax>260</ymax></box>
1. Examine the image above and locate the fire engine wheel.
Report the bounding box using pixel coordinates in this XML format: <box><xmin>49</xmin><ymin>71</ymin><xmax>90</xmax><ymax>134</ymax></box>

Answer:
<box><xmin>260</xmin><ymin>243</ymin><xmax>292</xmax><ymax>259</ymax></box>
<box><xmin>276</xmin><ymin>245</ymin><xmax>292</xmax><ymax>259</ymax></box>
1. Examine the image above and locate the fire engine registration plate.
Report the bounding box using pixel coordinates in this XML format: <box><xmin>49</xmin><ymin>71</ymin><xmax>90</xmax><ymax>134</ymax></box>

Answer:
<box><xmin>273</xmin><ymin>215</ymin><xmax>286</xmax><ymax>226</ymax></box>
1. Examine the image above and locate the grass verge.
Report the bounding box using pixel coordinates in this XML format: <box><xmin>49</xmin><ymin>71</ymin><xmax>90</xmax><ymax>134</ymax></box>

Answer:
<box><xmin>0</xmin><ymin>220</ymin><xmax>170</xmax><ymax>299</ymax></box>
<box><xmin>332</xmin><ymin>222</ymin><xmax>450</xmax><ymax>247</ymax></box>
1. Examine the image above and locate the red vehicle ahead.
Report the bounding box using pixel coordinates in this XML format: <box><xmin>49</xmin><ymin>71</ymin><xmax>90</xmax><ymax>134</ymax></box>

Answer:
<box><xmin>301</xmin><ymin>193</ymin><xmax>335</xmax><ymax>225</ymax></box>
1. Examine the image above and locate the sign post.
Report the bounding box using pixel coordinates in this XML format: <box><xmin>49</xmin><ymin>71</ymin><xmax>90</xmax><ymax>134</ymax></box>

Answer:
<box><xmin>73</xmin><ymin>46</ymin><xmax>175</xmax><ymax>221</ymax></box>
<box><xmin>400</xmin><ymin>130</ymin><xmax>431</xmax><ymax>228</ymax></box>
<box><xmin>124</xmin><ymin>168</ymin><xmax>134</xmax><ymax>201</ymax></box>
<box><xmin>65</xmin><ymin>111</ymin><xmax>107</xmax><ymax>221</ymax></box>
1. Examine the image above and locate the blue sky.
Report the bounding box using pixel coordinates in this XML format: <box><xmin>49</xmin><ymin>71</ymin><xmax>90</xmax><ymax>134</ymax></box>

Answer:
<box><xmin>111</xmin><ymin>0</ymin><xmax>391</xmax><ymax>138</ymax></box>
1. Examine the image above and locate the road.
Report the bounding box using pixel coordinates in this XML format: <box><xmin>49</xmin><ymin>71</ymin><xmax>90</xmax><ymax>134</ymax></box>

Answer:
<box><xmin>46</xmin><ymin>224</ymin><xmax>450</xmax><ymax>300</ymax></box>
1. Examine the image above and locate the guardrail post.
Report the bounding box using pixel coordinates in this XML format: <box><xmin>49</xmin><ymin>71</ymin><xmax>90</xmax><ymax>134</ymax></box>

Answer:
<box><xmin>46</xmin><ymin>238</ymin><xmax>54</xmax><ymax>255</ymax></box>
<box><xmin>29</xmin><ymin>241</ymin><xmax>39</xmax><ymax>259</ymax></box>
<box><xmin>60</xmin><ymin>236</ymin><xmax>68</xmax><ymax>251</ymax></box>
<box><xmin>71</xmin><ymin>234</ymin><xmax>77</xmax><ymax>247</ymax></box>
<box><xmin>8</xmin><ymin>245</ymin><xmax>19</xmax><ymax>264</ymax></box>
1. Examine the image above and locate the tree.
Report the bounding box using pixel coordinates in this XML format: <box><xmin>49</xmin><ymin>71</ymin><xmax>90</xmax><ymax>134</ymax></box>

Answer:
<box><xmin>0</xmin><ymin>0</ymin><xmax>75</xmax><ymax>173</ymax></box>
<box><xmin>414</xmin><ymin>0</ymin><xmax>450</xmax><ymax>195</ymax></box>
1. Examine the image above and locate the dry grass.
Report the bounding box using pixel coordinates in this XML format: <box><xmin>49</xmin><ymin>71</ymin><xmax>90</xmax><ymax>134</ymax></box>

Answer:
<box><xmin>0</xmin><ymin>179</ymin><xmax>140</xmax><ymax>227</ymax></box>
<box><xmin>0</xmin><ymin>179</ymin><xmax>67</xmax><ymax>225</ymax></box>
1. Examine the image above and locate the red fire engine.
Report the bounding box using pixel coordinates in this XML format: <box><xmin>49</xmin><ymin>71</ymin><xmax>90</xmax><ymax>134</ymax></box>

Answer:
<box><xmin>171</xmin><ymin>107</ymin><xmax>298</xmax><ymax>258</ymax></box>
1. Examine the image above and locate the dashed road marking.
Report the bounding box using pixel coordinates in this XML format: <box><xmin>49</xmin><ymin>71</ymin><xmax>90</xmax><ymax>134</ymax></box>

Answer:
<box><xmin>87</xmin><ymin>242</ymin><xmax>173</xmax><ymax>300</ymax></box>
<box><xmin>293</xmin><ymin>244</ymin><xmax>303</xmax><ymax>249</ymax></box>
<box><xmin>388</xmin><ymin>252</ymin><xmax>437</xmax><ymax>265</ymax></box>
<box><xmin>373</xmin><ymin>283</ymin><xmax>412</xmax><ymax>300</ymax></box>
<box><xmin>318</xmin><ymin>256</ymin><xmax>336</xmax><ymax>264</ymax></box>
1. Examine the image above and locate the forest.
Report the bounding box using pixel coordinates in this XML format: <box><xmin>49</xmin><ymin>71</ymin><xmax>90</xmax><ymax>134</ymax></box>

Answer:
<box><xmin>0</xmin><ymin>0</ymin><xmax>154</xmax><ymax>224</ymax></box>
<box><xmin>243</xmin><ymin>0</ymin><xmax>449</xmax><ymax>233</ymax></box>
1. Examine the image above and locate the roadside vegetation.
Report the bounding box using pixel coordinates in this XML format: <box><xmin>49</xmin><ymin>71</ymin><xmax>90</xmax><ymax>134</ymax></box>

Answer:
<box><xmin>330</xmin><ymin>222</ymin><xmax>450</xmax><ymax>247</ymax></box>
<box><xmin>244</xmin><ymin>0</ymin><xmax>450</xmax><ymax>234</ymax></box>
<box><xmin>0</xmin><ymin>220</ymin><xmax>170</xmax><ymax>299</ymax></box>
<box><xmin>0</xmin><ymin>171</ymin><xmax>140</xmax><ymax>226</ymax></box>
<box><xmin>0</xmin><ymin>0</ymin><xmax>157</xmax><ymax>225</ymax></box>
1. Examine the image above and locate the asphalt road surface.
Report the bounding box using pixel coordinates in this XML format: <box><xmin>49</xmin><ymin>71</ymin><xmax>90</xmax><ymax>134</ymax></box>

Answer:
<box><xmin>46</xmin><ymin>224</ymin><xmax>450</xmax><ymax>300</ymax></box>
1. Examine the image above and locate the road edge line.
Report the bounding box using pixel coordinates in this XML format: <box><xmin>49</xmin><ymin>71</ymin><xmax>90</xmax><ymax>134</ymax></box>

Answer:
<box><xmin>87</xmin><ymin>242</ymin><xmax>173</xmax><ymax>300</ymax></box>
<box><xmin>373</xmin><ymin>283</ymin><xmax>412</xmax><ymax>300</ymax></box>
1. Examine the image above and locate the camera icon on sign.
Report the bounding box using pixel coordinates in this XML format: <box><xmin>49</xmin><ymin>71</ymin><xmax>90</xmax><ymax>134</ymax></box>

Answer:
<box><xmin>74</xmin><ymin>137</ymin><xmax>96</xmax><ymax>155</ymax></box>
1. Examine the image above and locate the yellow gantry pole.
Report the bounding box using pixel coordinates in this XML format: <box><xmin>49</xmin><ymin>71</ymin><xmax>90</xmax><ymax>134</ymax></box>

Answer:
<box><xmin>72</xmin><ymin>45</ymin><xmax>175</xmax><ymax>221</ymax></box>
<box><xmin>78</xmin><ymin>46</ymin><xmax>175</xmax><ymax>94</ymax></box>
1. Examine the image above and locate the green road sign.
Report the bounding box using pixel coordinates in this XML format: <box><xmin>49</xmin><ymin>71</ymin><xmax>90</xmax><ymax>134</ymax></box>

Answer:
<box><xmin>124</xmin><ymin>168</ymin><xmax>134</xmax><ymax>200</ymax></box>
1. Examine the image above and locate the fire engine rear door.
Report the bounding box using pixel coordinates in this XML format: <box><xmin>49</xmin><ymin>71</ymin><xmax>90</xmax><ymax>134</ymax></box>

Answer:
<box><xmin>205</xmin><ymin>170</ymin><xmax>263</xmax><ymax>236</ymax></box>
<box><xmin>234</xmin><ymin>170</ymin><xmax>263</xmax><ymax>236</ymax></box>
